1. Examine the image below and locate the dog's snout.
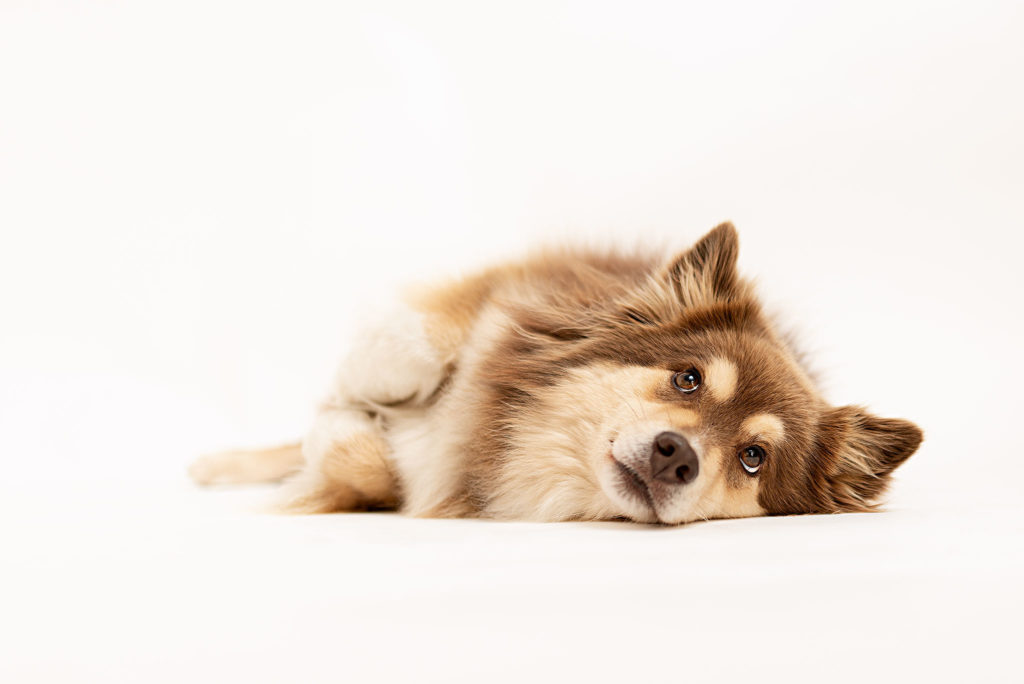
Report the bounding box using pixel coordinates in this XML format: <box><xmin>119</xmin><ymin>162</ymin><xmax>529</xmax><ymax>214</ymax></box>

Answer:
<box><xmin>650</xmin><ymin>431</ymin><xmax>699</xmax><ymax>485</ymax></box>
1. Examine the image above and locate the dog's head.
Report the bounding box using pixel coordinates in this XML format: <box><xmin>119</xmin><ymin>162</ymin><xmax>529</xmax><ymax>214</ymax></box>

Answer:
<box><xmin>493</xmin><ymin>223</ymin><xmax>922</xmax><ymax>523</ymax></box>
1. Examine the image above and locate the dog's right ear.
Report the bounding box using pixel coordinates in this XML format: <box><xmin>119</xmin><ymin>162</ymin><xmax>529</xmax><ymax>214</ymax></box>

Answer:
<box><xmin>659</xmin><ymin>222</ymin><xmax>741</xmax><ymax>307</ymax></box>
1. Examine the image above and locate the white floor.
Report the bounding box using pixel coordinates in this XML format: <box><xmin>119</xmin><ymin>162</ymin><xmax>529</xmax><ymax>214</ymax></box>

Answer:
<box><xmin>4</xmin><ymin>474</ymin><xmax>1022</xmax><ymax>683</ymax></box>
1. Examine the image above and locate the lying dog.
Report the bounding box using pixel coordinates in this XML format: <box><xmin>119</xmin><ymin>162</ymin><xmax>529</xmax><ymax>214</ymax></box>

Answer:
<box><xmin>190</xmin><ymin>223</ymin><xmax>922</xmax><ymax>524</ymax></box>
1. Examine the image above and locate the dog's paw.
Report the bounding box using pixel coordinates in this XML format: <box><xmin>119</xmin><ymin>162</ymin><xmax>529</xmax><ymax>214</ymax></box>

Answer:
<box><xmin>188</xmin><ymin>452</ymin><xmax>234</xmax><ymax>486</ymax></box>
<box><xmin>335</xmin><ymin>304</ymin><xmax>446</xmax><ymax>405</ymax></box>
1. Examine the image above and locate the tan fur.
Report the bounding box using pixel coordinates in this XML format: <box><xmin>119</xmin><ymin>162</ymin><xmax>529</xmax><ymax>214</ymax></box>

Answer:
<box><xmin>405</xmin><ymin>269</ymin><xmax>502</xmax><ymax>361</ymax></box>
<box><xmin>274</xmin><ymin>402</ymin><xmax>402</xmax><ymax>513</ymax></box>
<box><xmin>189</xmin><ymin>443</ymin><xmax>303</xmax><ymax>486</ymax></box>
<box><xmin>191</xmin><ymin>222</ymin><xmax>923</xmax><ymax>524</ymax></box>
<box><xmin>277</xmin><ymin>428</ymin><xmax>398</xmax><ymax>514</ymax></box>
<box><xmin>489</xmin><ymin>364</ymin><xmax>665</xmax><ymax>522</ymax></box>
<box><xmin>663</xmin><ymin>407</ymin><xmax>701</xmax><ymax>428</ymax></box>
<box><xmin>705</xmin><ymin>357</ymin><xmax>739</xmax><ymax>402</ymax></box>
<box><xmin>741</xmin><ymin>413</ymin><xmax>786</xmax><ymax>444</ymax></box>
<box><xmin>690</xmin><ymin>447</ymin><xmax>765</xmax><ymax>521</ymax></box>
<box><xmin>483</xmin><ymin>363</ymin><xmax>766</xmax><ymax>522</ymax></box>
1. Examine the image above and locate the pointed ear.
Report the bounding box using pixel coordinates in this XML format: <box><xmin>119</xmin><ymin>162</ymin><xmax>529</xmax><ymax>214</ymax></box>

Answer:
<box><xmin>815</xmin><ymin>406</ymin><xmax>924</xmax><ymax>512</ymax></box>
<box><xmin>659</xmin><ymin>221</ymin><xmax>741</xmax><ymax>306</ymax></box>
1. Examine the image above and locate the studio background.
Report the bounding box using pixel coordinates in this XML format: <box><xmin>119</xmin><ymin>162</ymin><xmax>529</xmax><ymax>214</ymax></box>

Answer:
<box><xmin>2</xmin><ymin>1</ymin><xmax>1022</xmax><ymax>682</ymax></box>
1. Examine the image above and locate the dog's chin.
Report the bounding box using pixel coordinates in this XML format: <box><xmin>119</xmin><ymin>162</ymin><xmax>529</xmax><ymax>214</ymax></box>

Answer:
<box><xmin>599</xmin><ymin>454</ymin><xmax>661</xmax><ymax>524</ymax></box>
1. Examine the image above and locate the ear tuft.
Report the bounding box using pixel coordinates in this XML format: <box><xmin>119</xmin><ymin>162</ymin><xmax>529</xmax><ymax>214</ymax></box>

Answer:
<box><xmin>816</xmin><ymin>406</ymin><xmax>923</xmax><ymax>512</ymax></box>
<box><xmin>662</xmin><ymin>221</ymin><xmax>741</xmax><ymax>306</ymax></box>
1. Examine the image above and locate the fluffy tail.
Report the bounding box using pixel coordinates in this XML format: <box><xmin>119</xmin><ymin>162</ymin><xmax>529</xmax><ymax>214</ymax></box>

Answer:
<box><xmin>188</xmin><ymin>442</ymin><xmax>304</xmax><ymax>486</ymax></box>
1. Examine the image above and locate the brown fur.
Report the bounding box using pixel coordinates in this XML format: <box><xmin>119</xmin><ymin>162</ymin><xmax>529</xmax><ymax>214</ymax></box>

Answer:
<box><xmin>192</xmin><ymin>223</ymin><xmax>922</xmax><ymax>523</ymax></box>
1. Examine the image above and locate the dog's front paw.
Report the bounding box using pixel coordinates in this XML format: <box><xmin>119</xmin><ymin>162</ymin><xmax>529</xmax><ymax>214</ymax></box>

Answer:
<box><xmin>335</xmin><ymin>304</ymin><xmax>446</xmax><ymax>405</ymax></box>
<box><xmin>188</xmin><ymin>452</ymin><xmax>228</xmax><ymax>485</ymax></box>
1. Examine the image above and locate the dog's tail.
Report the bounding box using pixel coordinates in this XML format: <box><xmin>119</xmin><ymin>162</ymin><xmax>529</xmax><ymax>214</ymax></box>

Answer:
<box><xmin>188</xmin><ymin>442</ymin><xmax>304</xmax><ymax>486</ymax></box>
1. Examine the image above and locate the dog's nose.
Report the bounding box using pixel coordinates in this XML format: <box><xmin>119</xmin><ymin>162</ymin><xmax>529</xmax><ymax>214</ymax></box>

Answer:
<box><xmin>650</xmin><ymin>431</ymin><xmax>699</xmax><ymax>485</ymax></box>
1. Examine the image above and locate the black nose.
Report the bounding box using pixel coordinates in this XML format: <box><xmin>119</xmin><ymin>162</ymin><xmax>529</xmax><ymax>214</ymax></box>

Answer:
<box><xmin>650</xmin><ymin>431</ymin><xmax>699</xmax><ymax>485</ymax></box>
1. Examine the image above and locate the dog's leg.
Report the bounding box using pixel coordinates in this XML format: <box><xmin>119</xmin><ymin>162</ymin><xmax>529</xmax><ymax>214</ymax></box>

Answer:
<box><xmin>188</xmin><ymin>407</ymin><xmax>398</xmax><ymax>513</ymax></box>
<box><xmin>278</xmin><ymin>297</ymin><xmax>464</xmax><ymax>513</ymax></box>
<box><xmin>278</xmin><ymin>402</ymin><xmax>399</xmax><ymax>513</ymax></box>
<box><xmin>189</xmin><ymin>443</ymin><xmax>304</xmax><ymax>486</ymax></box>
<box><xmin>279</xmin><ymin>280</ymin><xmax>500</xmax><ymax>513</ymax></box>
<box><xmin>193</xmin><ymin>278</ymin><xmax>497</xmax><ymax>511</ymax></box>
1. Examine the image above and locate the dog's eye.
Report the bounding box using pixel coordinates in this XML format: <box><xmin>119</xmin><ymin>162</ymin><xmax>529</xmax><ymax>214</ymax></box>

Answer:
<box><xmin>672</xmin><ymin>369</ymin><xmax>701</xmax><ymax>393</ymax></box>
<box><xmin>739</xmin><ymin>446</ymin><xmax>766</xmax><ymax>474</ymax></box>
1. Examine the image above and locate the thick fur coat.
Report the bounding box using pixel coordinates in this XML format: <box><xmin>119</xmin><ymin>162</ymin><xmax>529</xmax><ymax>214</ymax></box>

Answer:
<box><xmin>191</xmin><ymin>223</ymin><xmax>922</xmax><ymax>524</ymax></box>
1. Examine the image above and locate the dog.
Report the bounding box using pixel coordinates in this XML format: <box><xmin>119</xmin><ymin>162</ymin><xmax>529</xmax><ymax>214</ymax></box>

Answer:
<box><xmin>190</xmin><ymin>223</ymin><xmax>922</xmax><ymax>524</ymax></box>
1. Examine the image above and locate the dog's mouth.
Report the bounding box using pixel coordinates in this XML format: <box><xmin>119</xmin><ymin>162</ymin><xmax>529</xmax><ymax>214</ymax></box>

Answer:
<box><xmin>612</xmin><ymin>457</ymin><xmax>659</xmax><ymax>521</ymax></box>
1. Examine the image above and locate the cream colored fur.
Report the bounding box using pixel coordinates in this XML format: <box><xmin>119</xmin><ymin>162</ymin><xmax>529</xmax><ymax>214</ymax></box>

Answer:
<box><xmin>190</xmin><ymin>224</ymin><xmax>922</xmax><ymax>522</ymax></box>
<box><xmin>194</xmin><ymin>299</ymin><xmax>768</xmax><ymax>522</ymax></box>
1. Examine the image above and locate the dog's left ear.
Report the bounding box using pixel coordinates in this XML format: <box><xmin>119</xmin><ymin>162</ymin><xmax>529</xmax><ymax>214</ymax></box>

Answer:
<box><xmin>659</xmin><ymin>221</ymin><xmax>741</xmax><ymax>306</ymax></box>
<box><xmin>619</xmin><ymin>222</ymin><xmax>744</xmax><ymax>325</ymax></box>
<box><xmin>814</xmin><ymin>406</ymin><xmax>924</xmax><ymax>512</ymax></box>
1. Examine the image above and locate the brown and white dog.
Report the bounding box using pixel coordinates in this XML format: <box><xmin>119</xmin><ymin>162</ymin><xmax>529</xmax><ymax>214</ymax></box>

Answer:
<box><xmin>190</xmin><ymin>223</ymin><xmax>922</xmax><ymax>524</ymax></box>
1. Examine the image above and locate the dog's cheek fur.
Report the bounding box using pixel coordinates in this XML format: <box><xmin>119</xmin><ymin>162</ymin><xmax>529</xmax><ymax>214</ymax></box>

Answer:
<box><xmin>484</xmin><ymin>365</ymin><xmax>658</xmax><ymax>522</ymax></box>
<box><xmin>686</xmin><ymin>447</ymin><xmax>765</xmax><ymax>522</ymax></box>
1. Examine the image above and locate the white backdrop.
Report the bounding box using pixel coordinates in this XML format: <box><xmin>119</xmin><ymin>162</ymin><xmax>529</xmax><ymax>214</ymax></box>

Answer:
<box><xmin>2</xmin><ymin>1</ymin><xmax>1022</xmax><ymax>682</ymax></box>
